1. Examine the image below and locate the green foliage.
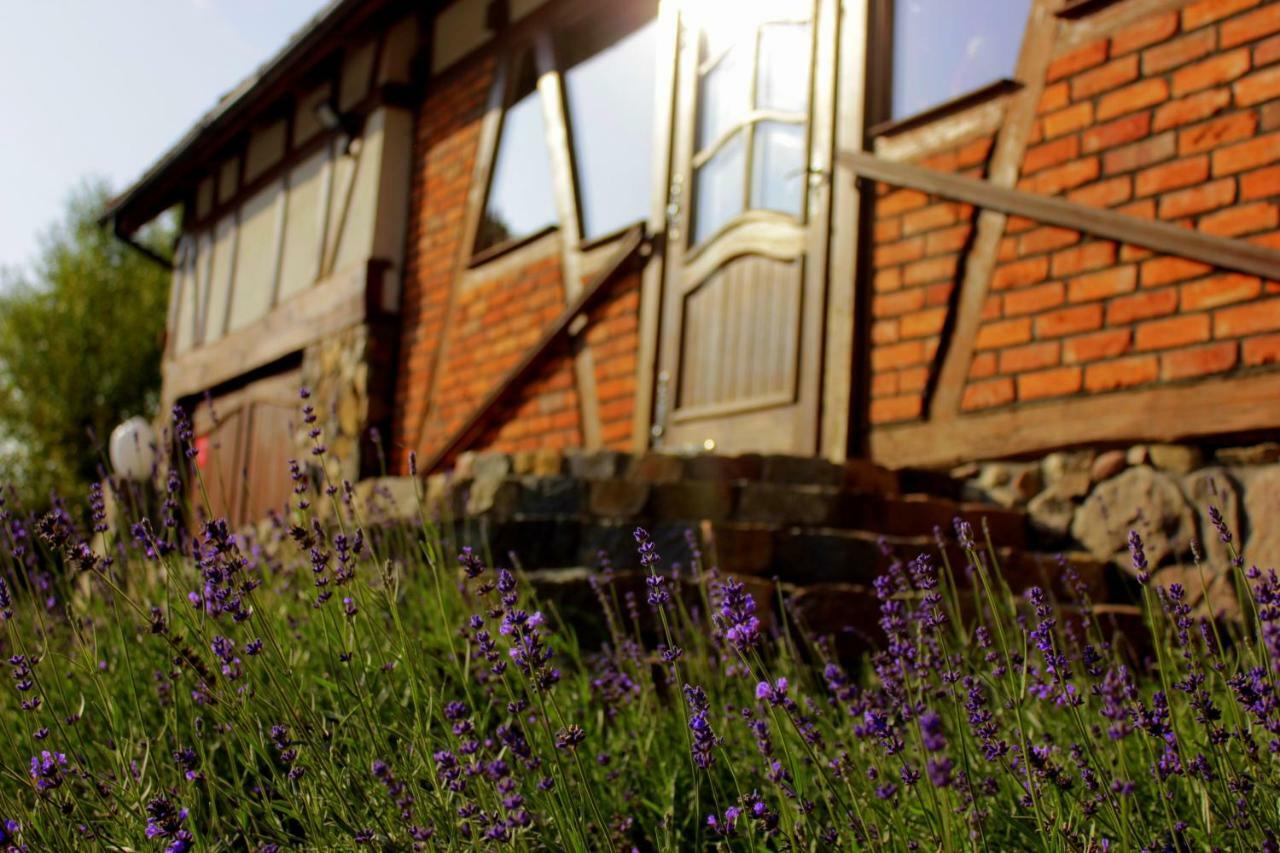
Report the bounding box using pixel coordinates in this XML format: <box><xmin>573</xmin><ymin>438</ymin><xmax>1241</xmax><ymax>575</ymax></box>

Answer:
<box><xmin>0</xmin><ymin>178</ymin><xmax>171</xmax><ymax>506</ymax></box>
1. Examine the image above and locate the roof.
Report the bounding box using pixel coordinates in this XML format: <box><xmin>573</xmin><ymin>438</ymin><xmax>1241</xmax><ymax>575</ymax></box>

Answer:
<box><xmin>103</xmin><ymin>0</ymin><xmax>401</xmax><ymax>235</ymax></box>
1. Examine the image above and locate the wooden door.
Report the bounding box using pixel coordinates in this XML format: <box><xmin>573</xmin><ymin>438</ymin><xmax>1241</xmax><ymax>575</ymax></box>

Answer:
<box><xmin>653</xmin><ymin>0</ymin><xmax>837</xmax><ymax>455</ymax></box>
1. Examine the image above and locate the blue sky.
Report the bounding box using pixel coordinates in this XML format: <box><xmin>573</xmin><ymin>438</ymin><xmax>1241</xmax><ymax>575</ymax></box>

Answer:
<box><xmin>0</xmin><ymin>0</ymin><xmax>329</xmax><ymax>274</ymax></box>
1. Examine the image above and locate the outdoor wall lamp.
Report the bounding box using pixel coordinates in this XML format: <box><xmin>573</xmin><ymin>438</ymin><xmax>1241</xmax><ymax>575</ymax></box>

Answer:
<box><xmin>109</xmin><ymin>416</ymin><xmax>158</xmax><ymax>481</ymax></box>
<box><xmin>314</xmin><ymin>100</ymin><xmax>363</xmax><ymax>154</ymax></box>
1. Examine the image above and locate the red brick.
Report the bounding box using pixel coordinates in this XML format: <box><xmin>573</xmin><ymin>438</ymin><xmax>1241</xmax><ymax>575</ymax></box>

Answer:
<box><xmin>1120</xmin><ymin>199</ymin><xmax>1158</xmax><ymax>221</ymax></box>
<box><xmin>1064</xmin><ymin>328</ymin><xmax>1132</xmax><ymax>363</ymax></box>
<box><xmin>1257</xmin><ymin>33</ymin><xmax>1280</xmax><ymax>67</ymax></box>
<box><xmin>1152</xmin><ymin>88</ymin><xmax>1232</xmax><ymax>131</ymax></box>
<box><xmin>1024</xmin><ymin>136</ymin><xmax>1080</xmax><ymax>175</ymax></box>
<box><xmin>1098</xmin><ymin>79</ymin><xmax>1170</xmax><ymax>121</ymax></box>
<box><xmin>1084</xmin><ymin>355</ymin><xmax>1159</xmax><ymax>391</ymax></box>
<box><xmin>1141</xmin><ymin>256</ymin><xmax>1213</xmax><ymax>287</ymax></box>
<box><xmin>1073</xmin><ymin>55</ymin><xmax>1140</xmax><ymax>100</ymax></box>
<box><xmin>925</xmin><ymin>224</ymin><xmax>972</xmax><ymax>254</ymax></box>
<box><xmin>1005</xmin><ymin>281</ymin><xmax>1066</xmax><ymax>316</ymax></box>
<box><xmin>1068</xmin><ymin>265</ymin><xmax>1138</xmax><ymax>302</ymax></box>
<box><xmin>1103</xmin><ymin>132</ymin><xmax>1176</xmax><ymax>174</ymax></box>
<box><xmin>1215</xmin><ymin>297</ymin><xmax>1280</xmax><ymax>336</ymax></box>
<box><xmin>900</xmin><ymin>307</ymin><xmax>948</xmax><ymax>338</ymax></box>
<box><xmin>961</xmin><ymin>377</ymin><xmax>1015</xmax><ymax>410</ymax></box>
<box><xmin>1182</xmin><ymin>0</ymin><xmax>1260</xmax><ymax>30</ymax></box>
<box><xmin>1039</xmin><ymin>81</ymin><xmax>1070</xmax><ymax>114</ymax></box>
<box><xmin>1242</xmin><ymin>164</ymin><xmax>1280</xmax><ymax>199</ymax></box>
<box><xmin>871</xmin><ymin>319</ymin><xmax>899</xmax><ymax>344</ymax></box>
<box><xmin>1212</xmin><ymin>132</ymin><xmax>1280</xmax><ymax>176</ymax></box>
<box><xmin>1201</xmin><ymin>201</ymin><xmax>1280</xmax><ymax>236</ymax></box>
<box><xmin>1107</xmin><ymin>288</ymin><xmax>1180</xmax><ymax>324</ymax></box>
<box><xmin>1158</xmin><ymin>178</ymin><xmax>1237</xmax><ymax>218</ymax></box>
<box><xmin>1084</xmin><ymin>114</ymin><xmax>1153</xmax><ymax>157</ymax></box>
<box><xmin>1144</xmin><ymin>28</ymin><xmax>1216</xmax><ymax>75</ymax></box>
<box><xmin>1161</xmin><ymin>341</ymin><xmax>1239</xmax><ymax>379</ymax></box>
<box><xmin>873</xmin><ymin>287</ymin><xmax>925</xmax><ymax>318</ymax></box>
<box><xmin>1043</xmin><ymin>102</ymin><xmax>1095</xmax><ymax>138</ymax></box>
<box><xmin>872</xmin><ymin>340</ymin><xmax>927</xmax><ymax>371</ymax></box>
<box><xmin>1178</xmin><ymin>111</ymin><xmax>1260</xmax><ymax>155</ymax></box>
<box><xmin>1135</xmin><ymin>155</ymin><xmax>1210</xmax><ymax>197</ymax></box>
<box><xmin>924</xmin><ymin>282</ymin><xmax>953</xmax><ymax>305</ymax></box>
<box><xmin>903</xmin><ymin>203</ymin><xmax>959</xmax><ymax>235</ymax></box>
<box><xmin>1171</xmin><ymin>48</ymin><xmax>1253</xmax><ymax>96</ymax></box>
<box><xmin>1024</xmin><ymin>157</ymin><xmax>1101</xmax><ymax>195</ymax></box>
<box><xmin>1047</xmin><ymin>40</ymin><xmax>1109</xmax><ymax>82</ymax></box>
<box><xmin>874</xmin><ymin>237</ymin><xmax>925</xmax><ymax>268</ymax></box>
<box><xmin>898</xmin><ymin>366</ymin><xmax>930</xmax><ymax>392</ymax></box>
<box><xmin>1020</xmin><ymin>226</ymin><xmax>1080</xmax><ymax>255</ymax></box>
<box><xmin>975</xmin><ymin>317</ymin><xmax>1033</xmax><ymax>350</ymax></box>
<box><xmin>1051</xmin><ymin>241</ymin><xmax>1117</xmax><ymax>277</ymax></box>
<box><xmin>1223</xmin><ymin>4</ymin><xmax>1280</xmax><ymax>47</ymax></box>
<box><xmin>1067</xmin><ymin>176</ymin><xmax>1133</xmax><ymax>208</ymax></box>
<box><xmin>955</xmin><ymin>136</ymin><xmax>995</xmax><ymax>168</ymax></box>
<box><xmin>969</xmin><ymin>351</ymin><xmax>998</xmax><ymax>378</ymax></box>
<box><xmin>992</xmin><ymin>256</ymin><xmax>1051</xmax><ymax>290</ymax></box>
<box><xmin>1182</xmin><ymin>273</ymin><xmax>1263</xmax><ymax>310</ymax></box>
<box><xmin>1000</xmin><ymin>341</ymin><xmax>1061</xmax><ymax>373</ymax></box>
<box><xmin>1036</xmin><ymin>304</ymin><xmax>1104</xmax><ymax>337</ymax></box>
<box><xmin>870</xmin><ymin>371</ymin><xmax>898</xmax><ymax>397</ymax></box>
<box><xmin>874</xmin><ymin>268</ymin><xmax>902</xmax><ymax>292</ymax></box>
<box><xmin>1235</xmin><ymin>65</ymin><xmax>1280</xmax><ymax>105</ymax></box>
<box><xmin>1112</xmin><ymin>11</ymin><xmax>1179</xmax><ymax>56</ymax></box>
<box><xmin>1135</xmin><ymin>313</ymin><xmax>1211</xmax><ymax>350</ymax></box>
<box><xmin>879</xmin><ymin>188</ymin><xmax>930</xmax><ymax>215</ymax></box>
<box><xmin>870</xmin><ymin>395</ymin><xmax>923</xmax><ymax>424</ymax></box>
<box><xmin>1018</xmin><ymin>366</ymin><xmax>1083</xmax><ymax>400</ymax></box>
<box><xmin>874</xmin><ymin>218</ymin><xmax>902</xmax><ymax>242</ymax></box>
<box><xmin>903</xmin><ymin>255</ymin><xmax>960</xmax><ymax>285</ymax></box>
<box><xmin>1243</xmin><ymin>333</ymin><xmax>1280</xmax><ymax>364</ymax></box>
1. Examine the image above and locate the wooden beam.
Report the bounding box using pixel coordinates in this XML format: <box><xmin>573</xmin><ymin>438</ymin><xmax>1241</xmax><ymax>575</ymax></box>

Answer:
<box><xmin>926</xmin><ymin>0</ymin><xmax>1060</xmax><ymax>420</ymax></box>
<box><xmin>870</xmin><ymin>370</ymin><xmax>1280</xmax><ymax>469</ymax></box>
<box><xmin>421</xmin><ymin>225</ymin><xmax>646</xmax><ymax>474</ymax></box>
<box><xmin>839</xmin><ymin>149</ymin><xmax>1280</xmax><ymax>281</ymax></box>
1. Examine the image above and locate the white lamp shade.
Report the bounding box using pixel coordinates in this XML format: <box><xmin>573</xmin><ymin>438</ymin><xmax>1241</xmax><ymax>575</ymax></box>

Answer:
<box><xmin>109</xmin><ymin>417</ymin><xmax>158</xmax><ymax>481</ymax></box>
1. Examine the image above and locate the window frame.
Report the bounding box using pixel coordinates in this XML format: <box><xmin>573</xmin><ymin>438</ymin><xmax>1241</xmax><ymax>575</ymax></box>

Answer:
<box><xmin>466</xmin><ymin>0</ymin><xmax>660</xmax><ymax>268</ymax></box>
<box><xmin>867</xmin><ymin>0</ymin><xmax>1030</xmax><ymax>138</ymax></box>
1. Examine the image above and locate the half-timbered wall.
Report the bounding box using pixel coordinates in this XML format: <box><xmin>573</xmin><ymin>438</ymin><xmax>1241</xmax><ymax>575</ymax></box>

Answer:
<box><xmin>864</xmin><ymin>0</ymin><xmax>1280</xmax><ymax>468</ymax></box>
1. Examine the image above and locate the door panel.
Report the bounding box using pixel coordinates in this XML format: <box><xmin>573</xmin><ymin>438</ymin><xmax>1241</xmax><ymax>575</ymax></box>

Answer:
<box><xmin>654</xmin><ymin>0</ymin><xmax>834</xmax><ymax>456</ymax></box>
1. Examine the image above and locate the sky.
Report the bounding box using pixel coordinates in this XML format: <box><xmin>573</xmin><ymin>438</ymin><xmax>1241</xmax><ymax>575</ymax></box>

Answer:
<box><xmin>0</xmin><ymin>0</ymin><xmax>330</xmax><ymax>276</ymax></box>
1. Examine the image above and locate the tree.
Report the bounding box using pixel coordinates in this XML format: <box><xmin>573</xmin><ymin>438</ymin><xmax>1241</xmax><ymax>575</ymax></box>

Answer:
<box><xmin>0</xmin><ymin>178</ymin><xmax>172</xmax><ymax>507</ymax></box>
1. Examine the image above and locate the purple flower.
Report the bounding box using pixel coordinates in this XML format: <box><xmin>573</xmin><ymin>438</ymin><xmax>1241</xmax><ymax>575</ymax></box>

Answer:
<box><xmin>29</xmin><ymin>750</ymin><xmax>67</xmax><ymax>792</ymax></box>
<box><xmin>1128</xmin><ymin>529</ymin><xmax>1150</xmax><ymax>584</ymax></box>
<box><xmin>145</xmin><ymin>796</ymin><xmax>193</xmax><ymax>852</ymax></box>
<box><xmin>717</xmin><ymin>576</ymin><xmax>761</xmax><ymax>653</ymax></box>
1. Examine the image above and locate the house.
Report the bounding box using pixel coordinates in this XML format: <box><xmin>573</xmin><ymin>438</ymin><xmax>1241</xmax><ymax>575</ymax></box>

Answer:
<box><xmin>104</xmin><ymin>0</ymin><xmax>1280</xmax><ymax>533</ymax></box>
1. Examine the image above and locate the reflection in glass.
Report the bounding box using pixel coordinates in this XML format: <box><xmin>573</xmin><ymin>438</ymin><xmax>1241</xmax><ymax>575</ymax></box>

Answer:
<box><xmin>755</xmin><ymin>22</ymin><xmax>811</xmax><ymax>113</ymax></box>
<box><xmin>475</xmin><ymin>51</ymin><xmax>558</xmax><ymax>254</ymax></box>
<box><xmin>561</xmin><ymin>18</ymin><xmax>658</xmax><ymax>240</ymax></box>
<box><xmin>693</xmin><ymin>129</ymin><xmax>746</xmax><ymax>242</ymax></box>
<box><xmin>750</xmin><ymin>121</ymin><xmax>805</xmax><ymax>217</ymax></box>
<box><xmin>891</xmin><ymin>0</ymin><xmax>1032</xmax><ymax>120</ymax></box>
<box><xmin>697</xmin><ymin>46</ymin><xmax>749</xmax><ymax>149</ymax></box>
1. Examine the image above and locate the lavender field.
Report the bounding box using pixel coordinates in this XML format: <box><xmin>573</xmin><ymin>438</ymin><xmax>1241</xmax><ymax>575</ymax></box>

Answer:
<box><xmin>0</xmin><ymin>398</ymin><xmax>1277</xmax><ymax>851</ymax></box>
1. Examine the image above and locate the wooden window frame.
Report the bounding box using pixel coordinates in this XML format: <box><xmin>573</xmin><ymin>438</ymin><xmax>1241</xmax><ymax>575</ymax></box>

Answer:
<box><xmin>866</xmin><ymin>0</ymin><xmax>1031</xmax><ymax>137</ymax></box>
<box><xmin>683</xmin><ymin>7</ymin><xmax>819</xmax><ymax>254</ymax></box>
<box><xmin>464</xmin><ymin>0</ymin><xmax>660</xmax><ymax>269</ymax></box>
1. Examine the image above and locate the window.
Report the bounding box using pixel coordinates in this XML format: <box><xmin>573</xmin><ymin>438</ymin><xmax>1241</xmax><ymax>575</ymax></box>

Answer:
<box><xmin>691</xmin><ymin>10</ymin><xmax>813</xmax><ymax>244</ymax></box>
<box><xmin>889</xmin><ymin>0</ymin><xmax>1031</xmax><ymax>122</ymax></box>
<box><xmin>474</xmin><ymin>50</ymin><xmax>559</xmax><ymax>255</ymax></box>
<box><xmin>558</xmin><ymin>14</ymin><xmax>658</xmax><ymax>241</ymax></box>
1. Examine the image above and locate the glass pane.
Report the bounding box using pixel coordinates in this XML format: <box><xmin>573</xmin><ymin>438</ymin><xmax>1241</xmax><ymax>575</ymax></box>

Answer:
<box><xmin>693</xmin><ymin>129</ymin><xmax>746</xmax><ymax>243</ymax></box>
<box><xmin>750</xmin><ymin>121</ymin><xmax>806</xmax><ymax>217</ymax></box>
<box><xmin>892</xmin><ymin>0</ymin><xmax>1033</xmax><ymax>120</ymax></box>
<box><xmin>560</xmin><ymin>17</ymin><xmax>658</xmax><ymax>240</ymax></box>
<box><xmin>697</xmin><ymin>46</ymin><xmax>749</xmax><ymax>150</ymax></box>
<box><xmin>475</xmin><ymin>52</ymin><xmax>558</xmax><ymax>254</ymax></box>
<box><xmin>755</xmin><ymin>22</ymin><xmax>811</xmax><ymax>113</ymax></box>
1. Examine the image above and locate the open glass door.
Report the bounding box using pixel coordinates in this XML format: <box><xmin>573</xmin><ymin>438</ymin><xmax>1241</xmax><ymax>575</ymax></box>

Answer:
<box><xmin>653</xmin><ymin>0</ymin><xmax>836</xmax><ymax>455</ymax></box>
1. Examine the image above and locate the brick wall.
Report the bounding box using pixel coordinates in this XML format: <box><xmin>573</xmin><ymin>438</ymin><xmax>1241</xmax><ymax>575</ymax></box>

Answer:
<box><xmin>962</xmin><ymin>0</ymin><xmax>1280</xmax><ymax>413</ymax></box>
<box><xmin>393</xmin><ymin>52</ymin><xmax>640</xmax><ymax>472</ymax></box>
<box><xmin>869</xmin><ymin>136</ymin><xmax>994</xmax><ymax>423</ymax></box>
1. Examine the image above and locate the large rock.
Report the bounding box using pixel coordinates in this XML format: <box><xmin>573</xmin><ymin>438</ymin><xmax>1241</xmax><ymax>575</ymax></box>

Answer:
<box><xmin>1071</xmin><ymin>466</ymin><xmax>1197</xmax><ymax>574</ymax></box>
<box><xmin>1148</xmin><ymin>444</ymin><xmax>1203</xmax><ymax>475</ymax></box>
<box><xmin>1180</xmin><ymin>467</ymin><xmax>1241</xmax><ymax>571</ymax></box>
<box><xmin>1216</xmin><ymin>443</ymin><xmax>1280</xmax><ymax>466</ymax></box>
<box><xmin>1027</xmin><ymin>486</ymin><xmax>1077</xmax><ymax>540</ymax></box>
<box><xmin>1245</xmin><ymin>466</ymin><xmax>1280</xmax><ymax>572</ymax></box>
